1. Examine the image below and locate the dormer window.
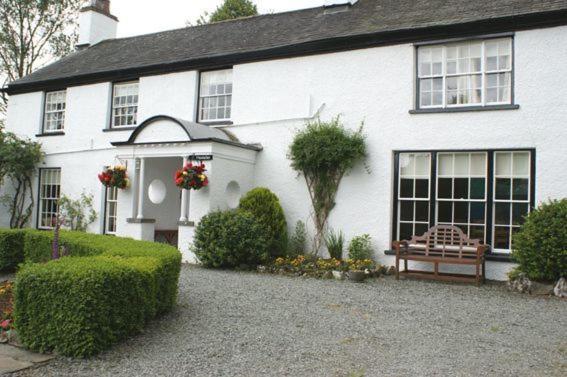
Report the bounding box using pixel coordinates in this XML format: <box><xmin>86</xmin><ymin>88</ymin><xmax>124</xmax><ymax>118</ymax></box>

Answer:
<box><xmin>43</xmin><ymin>90</ymin><xmax>66</xmax><ymax>132</ymax></box>
<box><xmin>416</xmin><ymin>37</ymin><xmax>513</xmax><ymax>110</ymax></box>
<box><xmin>198</xmin><ymin>69</ymin><xmax>232</xmax><ymax>123</ymax></box>
<box><xmin>111</xmin><ymin>81</ymin><xmax>139</xmax><ymax>127</ymax></box>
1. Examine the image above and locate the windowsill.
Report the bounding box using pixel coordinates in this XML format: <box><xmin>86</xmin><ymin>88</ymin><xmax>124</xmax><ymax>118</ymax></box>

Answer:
<box><xmin>36</xmin><ymin>131</ymin><xmax>65</xmax><ymax>137</ymax></box>
<box><xmin>198</xmin><ymin>120</ymin><xmax>233</xmax><ymax>126</ymax></box>
<box><xmin>409</xmin><ymin>104</ymin><xmax>520</xmax><ymax>114</ymax></box>
<box><xmin>103</xmin><ymin>126</ymin><xmax>138</xmax><ymax>132</ymax></box>
<box><xmin>383</xmin><ymin>249</ymin><xmax>513</xmax><ymax>262</ymax></box>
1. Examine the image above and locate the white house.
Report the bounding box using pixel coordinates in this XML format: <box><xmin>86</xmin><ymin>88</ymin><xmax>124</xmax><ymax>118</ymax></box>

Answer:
<box><xmin>2</xmin><ymin>0</ymin><xmax>567</xmax><ymax>280</ymax></box>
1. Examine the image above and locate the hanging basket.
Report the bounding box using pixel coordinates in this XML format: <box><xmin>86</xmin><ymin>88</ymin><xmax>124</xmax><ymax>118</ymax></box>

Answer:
<box><xmin>175</xmin><ymin>162</ymin><xmax>209</xmax><ymax>190</ymax></box>
<box><xmin>98</xmin><ymin>165</ymin><xmax>130</xmax><ymax>189</ymax></box>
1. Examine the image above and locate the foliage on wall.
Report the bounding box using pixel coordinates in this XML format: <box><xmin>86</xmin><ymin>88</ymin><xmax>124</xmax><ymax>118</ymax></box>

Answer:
<box><xmin>0</xmin><ymin>128</ymin><xmax>43</xmax><ymax>228</ymax></box>
<box><xmin>289</xmin><ymin>116</ymin><xmax>367</xmax><ymax>254</ymax></box>
<box><xmin>58</xmin><ymin>192</ymin><xmax>98</xmax><ymax>232</ymax></box>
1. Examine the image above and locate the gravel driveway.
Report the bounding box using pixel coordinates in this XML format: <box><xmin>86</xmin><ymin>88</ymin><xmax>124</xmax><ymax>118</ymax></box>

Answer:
<box><xmin>13</xmin><ymin>265</ymin><xmax>567</xmax><ymax>377</ymax></box>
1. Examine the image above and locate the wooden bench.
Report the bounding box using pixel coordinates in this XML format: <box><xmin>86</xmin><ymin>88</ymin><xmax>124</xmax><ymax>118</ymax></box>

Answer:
<box><xmin>393</xmin><ymin>225</ymin><xmax>488</xmax><ymax>286</ymax></box>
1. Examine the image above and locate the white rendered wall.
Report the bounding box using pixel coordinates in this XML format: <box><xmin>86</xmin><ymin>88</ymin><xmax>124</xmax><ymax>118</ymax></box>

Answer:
<box><xmin>2</xmin><ymin>25</ymin><xmax>567</xmax><ymax>280</ymax></box>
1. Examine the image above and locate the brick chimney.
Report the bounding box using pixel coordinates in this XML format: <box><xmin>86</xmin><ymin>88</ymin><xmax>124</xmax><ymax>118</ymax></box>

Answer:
<box><xmin>77</xmin><ymin>0</ymin><xmax>118</xmax><ymax>49</ymax></box>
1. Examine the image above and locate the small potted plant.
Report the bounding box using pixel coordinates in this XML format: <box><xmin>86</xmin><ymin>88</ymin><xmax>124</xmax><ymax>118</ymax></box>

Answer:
<box><xmin>325</xmin><ymin>229</ymin><xmax>346</xmax><ymax>279</ymax></box>
<box><xmin>347</xmin><ymin>259</ymin><xmax>374</xmax><ymax>282</ymax></box>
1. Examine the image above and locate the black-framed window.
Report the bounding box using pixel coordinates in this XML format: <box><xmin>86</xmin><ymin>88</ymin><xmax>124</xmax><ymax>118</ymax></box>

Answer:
<box><xmin>393</xmin><ymin>150</ymin><xmax>535</xmax><ymax>254</ymax></box>
<box><xmin>43</xmin><ymin>90</ymin><xmax>66</xmax><ymax>132</ymax></box>
<box><xmin>111</xmin><ymin>81</ymin><xmax>139</xmax><ymax>128</ymax></box>
<box><xmin>416</xmin><ymin>37</ymin><xmax>513</xmax><ymax>110</ymax></box>
<box><xmin>198</xmin><ymin>69</ymin><xmax>233</xmax><ymax>123</ymax></box>
<box><xmin>37</xmin><ymin>168</ymin><xmax>61</xmax><ymax>229</ymax></box>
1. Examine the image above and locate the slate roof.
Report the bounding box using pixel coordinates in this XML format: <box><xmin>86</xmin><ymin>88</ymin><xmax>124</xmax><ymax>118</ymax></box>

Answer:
<box><xmin>7</xmin><ymin>0</ymin><xmax>567</xmax><ymax>93</ymax></box>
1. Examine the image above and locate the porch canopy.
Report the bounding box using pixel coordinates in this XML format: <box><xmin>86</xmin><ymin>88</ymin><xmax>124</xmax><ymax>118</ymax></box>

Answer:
<box><xmin>111</xmin><ymin>115</ymin><xmax>261</xmax><ymax>262</ymax></box>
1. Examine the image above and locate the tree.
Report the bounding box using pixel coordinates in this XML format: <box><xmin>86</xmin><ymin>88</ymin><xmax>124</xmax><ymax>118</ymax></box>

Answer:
<box><xmin>0</xmin><ymin>127</ymin><xmax>43</xmax><ymax>228</ymax></box>
<box><xmin>192</xmin><ymin>0</ymin><xmax>258</xmax><ymax>26</ymax></box>
<box><xmin>288</xmin><ymin>117</ymin><xmax>367</xmax><ymax>254</ymax></box>
<box><xmin>0</xmin><ymin>0</ymin><xmax>83</xmax><ymax>116</ymax></box>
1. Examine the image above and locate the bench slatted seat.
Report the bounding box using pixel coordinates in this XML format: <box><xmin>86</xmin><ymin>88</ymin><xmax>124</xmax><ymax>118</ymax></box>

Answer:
<box><xmin>393</xmin><ymin>225</ymin><xmax>488</xmax><ymax>285</ymax></box>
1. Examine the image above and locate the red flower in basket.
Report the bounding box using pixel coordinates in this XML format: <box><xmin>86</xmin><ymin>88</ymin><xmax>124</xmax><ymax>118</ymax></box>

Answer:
<box><xmin>98</xmin><ymin>165</ymin><xmax>130</xmax><ymax>189</ymax></box>
<box><xmin>174</xmin><ymin>162</ymin><xmax>209</xmax><ymax>190</ymax></box>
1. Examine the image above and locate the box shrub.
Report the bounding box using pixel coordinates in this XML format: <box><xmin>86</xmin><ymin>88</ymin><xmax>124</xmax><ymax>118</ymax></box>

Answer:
<box><xmin>192</xmin><ymin>210</ymin><xmax>269</xmax><ymax>268</ymax></box>
<box><xmin>0</xmin><ymin>229</ymin><xmax>26</xmax><ymax>272</ymax></box>
<box><xmin>239</xmin><ymin>187</ymin><xmax>288</xmax><ymax>258</ymax></box>
<box><xmin>1</xmin><ymin>229</ymin><xmax>181</xmax><ymax>357</ymax></box>
<box><xmin>512</xmin><ymin>199</ymin><xmax>567</xmax><ymax>282</ymax></box>
<box><xmin>348</xmin><ymin>234</ymin><xmax>373</xmax><ymax>261</ymax></box>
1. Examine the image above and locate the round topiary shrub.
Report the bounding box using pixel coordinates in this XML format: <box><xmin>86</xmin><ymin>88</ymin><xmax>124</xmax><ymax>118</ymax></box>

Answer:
<box><xmin>512</xmin><ymin>199</ymin><xmax>567</xmax><ymax>282</ymax></box>
<box><xmin>192</xmin><ymin>210</ymin><xmax>269</xmax><ymax>268</ymax></box>
<box><xmin>239</xmin><ymin>187</ymin><xmax>287</xmax><ymax>258</ymax></box>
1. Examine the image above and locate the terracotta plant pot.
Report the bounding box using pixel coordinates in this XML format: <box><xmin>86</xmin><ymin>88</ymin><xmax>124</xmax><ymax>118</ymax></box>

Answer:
<box><xmin>347</xmin><ymin>270</ymin><xmax>367</xmax><ymax>282</ymax></box>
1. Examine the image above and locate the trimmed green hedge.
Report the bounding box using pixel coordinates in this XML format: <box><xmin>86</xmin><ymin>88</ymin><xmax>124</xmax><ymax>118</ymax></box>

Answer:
<box><xmin>0</xmin><ymin>229</ymin><xmax>26</xmax><ymax>272</ymax></box>
<box><xmin>0</xmin><ymin>229</ymin><xmax>181</xmax><ymax>357</ymax></box>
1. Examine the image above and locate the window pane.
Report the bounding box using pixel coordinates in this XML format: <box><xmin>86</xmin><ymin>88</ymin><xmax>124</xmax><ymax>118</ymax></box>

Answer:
<box><xmin>495</xmin><ymin>178</ymin><xmax>511</xmax><ymax>200</ymax></box>
<box><xmin>400</xmin><ymin>223</ymin><xmax>413</xmax><ymax>241</ymax></box>
<box><xmin>494</xmin><ymin>226</ymin><xmax>510</xmax><ymax>249</ymax></box>
<box><xmin>470</xmin><ymin>202</ymin><xmax>485</xmax><ymax>224</ymax></box>
<box><xmin>400</xmin><ymin>201</ymin><xmax>413</xmax><ymax>221</ymax></box>
<box><xmin>415</xmin><ymin>223</ymin><xmax>429</xmax><ymax>237</ymax></box>
<box><xmin>415</xmin><ymin>179</ymin><xmax>429</xmax><ymax>198</ymax></box>
<box><xmin>513</xmin><ymin>152</ymin><xmax>530</xmax><ymax>175</ymax></box>
<box><xmin>438</xmin><ymin>154</ymin><xmax>453</xmax><ymax>176</ymax></box>
<box><xmin>454</xmin><ymin>202</ymin><xmax>468</xmax><ymax>224</ymax></box>
<box><xmin>470</xmin><ymin>178</ymin><xmax>485</xmax><ymax>199</ymax></box>
<box><xmin>470</xmin><ymin>153</ymin><xmax>486</xmax><ymax>175</ymax></box>
<box><xmin>454</xmin><ymin>154</ymin><xmax>469</xmax><ymax>175</ymax></box>
<box><xmin>512</xmin><ymin>203</ymin><xmax>529</xmax><ymax>226</ymax></box>
<box><xmin>512</xmin><ymin>179</ymin><xmax>529</xmax><ymax>201</ymax></box>
<box><xmin>415</xmin><ymin>201</ymin><xmax>429</xmax><ymax>222</ymax></box>
<box><xmin>454</xmin><ymin>178</ymin><xmax>469</xmax><ymax>199</ymax></box>
<box><xmin>415</xmin><ymin>154</ymin><xmax>429</xmax><ymax>176</ymax></box>
<box><xmin>400</xmin><ymin>179</ymin><xmax>414</xmax><ymax>198</ymax></box>
<box><xmin>469</xmin><ymin>226</ymin><xmax>485</xmax><ymax>241</ymax></box>
<box><xmin>495</xmin><ymin>202</ymin><xmax>510</xmax><ymax>225</ymax></box>
<box><xmin>438</xmin><ymin>201</ymin><xmax>452</xmax><ymax>223</ymax></box>
<box><xmin>438</xmin><ymin>178</ymin><xmax>452</xmax><ymax>199</ymax></box>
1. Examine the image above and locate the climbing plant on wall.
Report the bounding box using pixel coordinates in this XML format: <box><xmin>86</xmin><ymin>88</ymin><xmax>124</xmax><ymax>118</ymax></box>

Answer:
<box><xmin>288</xmin><ymin>116</ymin><xmax>367</xmax><ymax>254</ymax></box>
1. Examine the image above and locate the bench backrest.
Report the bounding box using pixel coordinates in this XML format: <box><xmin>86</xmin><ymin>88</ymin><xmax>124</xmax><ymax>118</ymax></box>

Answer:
<box><xmin>407</xmin><ymin>225</ymin><xmax>483</xmax><ymax>258</ymax></box>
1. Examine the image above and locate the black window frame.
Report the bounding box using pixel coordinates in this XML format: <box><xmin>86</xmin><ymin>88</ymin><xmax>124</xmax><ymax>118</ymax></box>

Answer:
<box><xmin>196</xmin><ymin>67</ymin><xmax>234</xmax><ymax>126</ymax></box>
<box><xmin>109</xmin><ymin>79</ymin><xmax>140</xmax><ymax>130</ymax></box>
<box><xmin>36</xmin><ymin>167</ymin><xmax>62</xmax><ymax>230</ymax></box>
<box><xmin>39</xmin><ymin>89</ymin><xmax>67</xmax><ymax>136</ymax></box>
<box><xmin>392</xmin><ymin>148</ymin><xmax>536</xmax><ymax>255</ymax></box>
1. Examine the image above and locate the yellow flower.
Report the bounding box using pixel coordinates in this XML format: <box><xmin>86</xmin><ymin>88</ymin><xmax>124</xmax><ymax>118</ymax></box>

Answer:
<box><xmin>183</xmin><ymin>171</ymin><xmax>188</xmax><ymax>176</ymax></box>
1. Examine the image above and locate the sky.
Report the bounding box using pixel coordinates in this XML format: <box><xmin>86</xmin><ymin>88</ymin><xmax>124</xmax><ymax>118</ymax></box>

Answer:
<box><xmin>111</xmin><ymin>0</ymin><xmax>326</xmax><ymax>38</ymax></box>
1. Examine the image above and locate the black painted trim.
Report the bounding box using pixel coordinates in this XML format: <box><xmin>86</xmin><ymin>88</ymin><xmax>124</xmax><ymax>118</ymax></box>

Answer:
<box><xmin>126</xmin><ymin>218</ymin><xmax>156</xmax><ymax>224</ymax></box>
<box><xmin>7</xmin><ymin>9</ymin><xmax>567</xmax><ymax>95</ymax></box>
<box><xmin>413</xmin><ymin>32</ymin><xmax>515</xmax><ymax>46</ymax></box>
<box><xmin>409</xmin><ymin>105</ymin><xmax>520</xmax><ymax>114</ymax></box>
<box><xmin>102</xmin><ymin>126</ymin><xmax>137</xmax><ymax>132</ymax></box>
<box><xmin>36</xmin><ymin>131</ymin><xmax>65</xmax><ymax>137</ymax></box>
<box><xmin>177</xmin><ymin>220</ymin><xmax>195</xmax><ymax>227</ymax></box>
<box><xmin>391</xmin><ymin>153</ymin><xmax>400</xmax><ymax>243</ymax></box>
<box><xmin>196</xmin><ymin>68</ymin><xmax>234</xmax><ymax>124</ymax></box>
<box><xmin>36</xmin><ymin>167</ymin><xmax>61</xmax><ymax>230</ymax></box>
<box><xmin>108</xmin><ymin>80</ymin><xmax>140</xmax><ymax>130</ymax></box>
<box><xmin>40</xmin><ymin>88</ymin><xmax>67</xmax><ymax>134</ymax></box>
<box><xmin>112</xmin><ymin>137</ymin><xmax>263</xmax><ymax>151</ymax></box>
<box><xmin>199</xmin><ymin>121</ymin><xmax>234</xmax><ymax>126</ymax></box>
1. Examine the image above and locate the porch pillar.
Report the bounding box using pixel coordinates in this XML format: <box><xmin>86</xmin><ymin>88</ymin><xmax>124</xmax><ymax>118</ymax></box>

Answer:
<box><xmin>179</xmin><ymin>157</ymin><xmax>189</xmax><ymax>222</ymax></box>
<box><xmin>137</xmin><ymin>157</ymin><xmax>146</xmax><ymax>219</ymax></box>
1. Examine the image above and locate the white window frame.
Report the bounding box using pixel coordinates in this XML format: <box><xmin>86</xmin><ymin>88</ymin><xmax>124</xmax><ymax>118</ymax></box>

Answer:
<box><xmin>38</xmin><ymin>168</ymin><xmax>61</xmax><ymax>229</ymax></box>
<box><xmin>417</xmin><ymin>37</ymin><xmax>513</xmax><ymax>109</ymax></box>
<box><xmin>492</xmin><ymin>151</ymin><xmax>532</xmax><ymax>253</ymax></box>
<box><xmin>111</xmin><ymin>81</ymin><xmax>139</xmax><ymax>128</ymax></box>
<box><xmin>104</xmin><ymin>186</ymin><xmax>118</xmax><ymax>235</ymax></box>
<box><xmin>43</xmin><ymin>90</ymin><xmax>67</xmax><ymax>133</ymax></box>
<box><xmin>198</xmin><ymin>69</ymin><xmax>233</xmax><ymax>123</ymax></box>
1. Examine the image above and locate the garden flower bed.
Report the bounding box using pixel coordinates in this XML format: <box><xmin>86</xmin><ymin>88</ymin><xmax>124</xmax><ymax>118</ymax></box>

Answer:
<box><xmin>0</xmin><ymin>229</ymin><xmax>181</xmax><ymax>357</ymax></box>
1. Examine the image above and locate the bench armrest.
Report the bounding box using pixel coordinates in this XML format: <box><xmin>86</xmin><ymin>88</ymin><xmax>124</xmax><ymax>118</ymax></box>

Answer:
<box><xmin>393</xmin><ymin>240</ymin><xmax>409</xmax><ymax>256</ymax></box>
<box><xmin>477</xmin><ymin>245</ymin><xmax>489</xmax><ymax>259</ymax></box>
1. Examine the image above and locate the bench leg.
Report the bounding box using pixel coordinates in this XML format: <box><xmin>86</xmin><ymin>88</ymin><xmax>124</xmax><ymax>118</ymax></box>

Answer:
<box><xmin>395</xmin><ymin>256</ymin><xmax>400</xmax><ymax>280</ymax></box>
<box><xmin>476</xmin><ymin>263</ymin><xmax>480</xmax><ymax>287</ymax></box>
<box><xmin>404</xmin><ymin>259</ymin><xmax>408</xmax><ymax>272</ymax></box>
<box><xmin>434</xmin><ymin>262</ymin><xmax>439</xmax><ymax>276</ymax></box>
<box><xmin>482</xmin><ymin>259</ymin><xmax>486</xmax><ymax>283</ymax></box>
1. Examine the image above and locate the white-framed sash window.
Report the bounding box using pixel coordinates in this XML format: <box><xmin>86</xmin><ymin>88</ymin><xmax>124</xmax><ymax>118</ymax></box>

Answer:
<box><xmin>104</xmin><ymin>186</ymin><xmax>118</xmax><ymax>234</ymax></box>
<box><xmin>43</xmin><ymin>90</ymin><xmax>66</xmax><ymax>132</ymax></box>
<box><xmin>198</xmin><ymin>69</ymin><xmax>232</xmax><ymax>122</ymax></box>
<box><xmin>112</xmin><ymin>81</ymin><xmax>139</xmax><ymax>127</ymax></box>
<box><xmin>417</xmin><ymin>38</ymin><xmax>512</xmax><ymax>109</ymax></box>
<box><xmin>38</xmin><ymin>168</ymin><xmax>61</xmax><ymax>229</ymax></box>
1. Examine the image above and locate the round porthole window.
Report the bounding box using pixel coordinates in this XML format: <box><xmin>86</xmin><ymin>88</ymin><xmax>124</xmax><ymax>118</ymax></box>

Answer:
<box><xmin>148</xmin><ymin>179</ymin><xmax>167</xmax><ymax>204</ymax></box>
<box><xmin>225</xmin><ymin>181</ymin><xmax>241</xmax><ymax>209</ymax></box>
